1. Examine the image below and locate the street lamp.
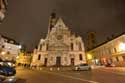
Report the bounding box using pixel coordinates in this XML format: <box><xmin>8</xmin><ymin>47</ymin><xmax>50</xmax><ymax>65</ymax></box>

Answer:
<box><xmin>18</xmin><ymin>45</ymin><xmax>22</xmax><ymax>49</ymax></box>
<box><xmin>16</xmin><ymin>56</ymin><xmax>19</xmax><ymax>59</ymax></box>
<box><xmin>87</xmin><ymin>54</ymin><xmax>92</xmax><ymax>60</ymax></box>
<box><xmin>1</xmin><ymin>51</ymin><xmax>6</xmax><ymax>55</ymax></box>
<box><xmin>119</xmin><ymin>42</ymin><xmax>125</xmax><ymax>52</ymax></box>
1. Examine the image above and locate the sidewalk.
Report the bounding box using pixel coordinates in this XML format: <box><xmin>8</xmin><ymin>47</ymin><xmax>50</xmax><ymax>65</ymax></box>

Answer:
<box><xmin>91</xmin><ymin>65</ymin><xmax>105</xmax><ymax>69</ymax></box>
<box><xmin>16</xmin><ymin>66</ymin><xmax>73</xmax><ymax>71</ymax></box>
<box><xmin>16</xmin><ymin>66</ymin><xmax>30</xmax><ymax>70</ymax></box>
<box><xmin>102</xmin><ymin>67</ymin><xmax>125</xmax><ymax>72</ymax></box>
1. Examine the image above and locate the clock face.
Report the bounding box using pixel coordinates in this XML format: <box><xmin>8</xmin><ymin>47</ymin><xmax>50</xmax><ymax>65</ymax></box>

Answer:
<box><xmin>57</xmin><ymin>35</ymin><xmax>63</xmax><ymax>40</ymax></box>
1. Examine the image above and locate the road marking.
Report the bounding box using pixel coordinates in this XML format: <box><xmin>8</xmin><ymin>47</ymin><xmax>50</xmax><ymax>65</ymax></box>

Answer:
<box><xmin>98</xmin><ymin>69</ymin><xmax>125</xmax><ymax>76</ymax></box>
<box><xmin>41</xmin><ymin>71</ymin><xmax>100</xmax><ymax>83</ymax></box>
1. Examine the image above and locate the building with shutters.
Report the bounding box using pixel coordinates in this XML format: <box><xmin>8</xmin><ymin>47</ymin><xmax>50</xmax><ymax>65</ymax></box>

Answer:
<box><xmin>16</xmin><ymin>51</ymin><xmax>32</xmax><ymax>67</ymax></box>
<box><xmin>87</xmin><ymin>32</ymin><xmax>125</xmax><ymax>66</ymax></box>
<box><xmin>31</xmin><ymin>13</ymin><xmax>86</xmax><ymax>67</ymax></box>
<box><xmin>0</xmin><ymin>35</ymin><xmax>21</xmax><ymax>62</ymax></box>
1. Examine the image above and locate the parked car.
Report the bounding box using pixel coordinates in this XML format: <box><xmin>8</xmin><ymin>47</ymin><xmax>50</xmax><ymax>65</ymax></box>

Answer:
<box><xmin>74</xmin><ymin>64</ymin><xmax>91</xmax><ymax>71</ymax></box>
<box><xmin>105</xmin><ymin>63</ymin><xmax>115</xmax><ymax>67</ymax></box>
<box><xmin>0</xmin><ymin>62</ymin><xmax>16</xmax><ymax>76</ymax></box>
<box><xmin>0</xmin><ymin>75</ymin><xmax>16</xmax><ymax>83</ymax></box>
<box><xmin>0</xmin><ymin>61</ymin><xmax>16</xmax><ymax>83</ymax></box>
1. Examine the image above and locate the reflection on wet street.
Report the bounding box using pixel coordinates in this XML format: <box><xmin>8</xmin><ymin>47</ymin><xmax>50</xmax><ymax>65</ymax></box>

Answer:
<box><xmin>16</xmin><ymin>67</ymin><xmax>125</xmax><ymax>83</ymax></box>
<box><xmin>16</xmin><ymin>78</ymin><xmax>27</xmax><ymax>83</ymax></box>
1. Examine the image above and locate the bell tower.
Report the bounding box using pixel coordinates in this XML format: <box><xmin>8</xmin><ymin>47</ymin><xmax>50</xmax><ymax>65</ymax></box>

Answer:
<box><xmin>86</xmin><ymin>32</ymin><xmax>97</xmax><ymax>51</ymax></box>
<box><xmin>48</xmin><ymin>11</ymin><xmax>57</xmax><ymax>34</ymax></box>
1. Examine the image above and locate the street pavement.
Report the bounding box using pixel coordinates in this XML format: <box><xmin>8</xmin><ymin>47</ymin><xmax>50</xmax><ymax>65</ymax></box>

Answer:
<box><xmin>16</xmin><ymin>67</ymin><xmax>125</xmax><ymax>83</ymax></box>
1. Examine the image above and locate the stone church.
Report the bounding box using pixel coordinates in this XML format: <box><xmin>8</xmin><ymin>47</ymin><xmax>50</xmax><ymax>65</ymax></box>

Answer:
<box><xmin>31</xmin><ymin>13</ymin><xmax>86</xmax><ymax>67</ymax></box>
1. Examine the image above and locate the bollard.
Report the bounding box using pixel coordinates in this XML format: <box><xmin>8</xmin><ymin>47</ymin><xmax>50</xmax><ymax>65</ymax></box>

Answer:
<box><xmin>40</xmin><ymin>67</ymin><xmax>42</xmax><ymax>70</ymax></box>
<box><xmin>57</xmin><ymin>67</ymin><xmax>60</xmax><ymax>71</ymax></box>
<box><xmin>50</xmin><ymin>68</ymin><xmax>53</xmax><ymax>71</ymax></box>
<box><xmin>37</xmin><ymin>67</ymin><xmax>39</xmax><ymax>70</ymax></box>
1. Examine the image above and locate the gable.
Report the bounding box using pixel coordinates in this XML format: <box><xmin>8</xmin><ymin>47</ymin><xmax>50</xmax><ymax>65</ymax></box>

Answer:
<box><xmin>54</xmin><ymin>18</ymin><xmax>67</xmax><ymax>29</ymax></box>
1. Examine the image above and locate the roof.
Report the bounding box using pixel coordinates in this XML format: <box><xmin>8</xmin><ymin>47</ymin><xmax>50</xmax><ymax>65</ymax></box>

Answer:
<box><xmin>0</xmin><ymin>34</ymin><xmax>19</xmax><ymax>45</ymax></box>
<box><xmin>88</xmin><ymin>32</ymin><xmax>125</xmax><ymax>51</ymax></box>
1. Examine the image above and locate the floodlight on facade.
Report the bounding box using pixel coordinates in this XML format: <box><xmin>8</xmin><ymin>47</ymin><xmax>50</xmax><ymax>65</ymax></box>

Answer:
<box><xmin>1</xmin><ymin>51</ymin><xmax>6</xmax><ymax>55</ymax></box>
<box><xmin>119</xmin><ymin>42</ymin><xmax>125</xmax><ymax>52</ymax></box>
<box><xmin>87</xmin><ymin>54</ymin><xmax>92</xmax><ymax>60</ymax></box>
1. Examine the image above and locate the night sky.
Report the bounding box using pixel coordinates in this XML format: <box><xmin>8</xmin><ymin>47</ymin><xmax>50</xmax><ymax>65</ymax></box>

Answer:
<box><xmin>0</xmin><ymin>0</ymin><xmax>125</xmax><ymax>51</ymax></box>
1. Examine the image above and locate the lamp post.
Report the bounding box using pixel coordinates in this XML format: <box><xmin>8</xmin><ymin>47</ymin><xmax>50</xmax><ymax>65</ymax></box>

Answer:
<box><xmin>1</xmin><ymin>51</ymin><xmax>6</xmax><ymax>55</ymax></box>
<box><xmin>87</xmin><ymin>53</ymin><xmax>93</xmax><ymax>64</ymax></box>
<box><xmin>119</xmin><ymin>42</ymin><xmax>125</xmax><ymax>52</ymax></box>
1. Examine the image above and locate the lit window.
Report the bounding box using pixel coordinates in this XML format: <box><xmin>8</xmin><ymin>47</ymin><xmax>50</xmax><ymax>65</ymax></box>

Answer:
<box><xmin>119</xmin><ymin>43</ymin><xmax>125</xmax><ymax>52</ymax></box>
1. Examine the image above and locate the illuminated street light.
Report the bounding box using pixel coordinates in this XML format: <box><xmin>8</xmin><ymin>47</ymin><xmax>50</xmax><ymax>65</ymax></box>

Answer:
<box><xmin>87</xmin><ymin>54</ymin><xmax>92</xmax><ymax>60</ymax></box>
<box><xmin>16</xmin><ymin>56</ymin><xmax>19</xmax><ymax>59</ymax></box>
<box><xmin>18</xmin><ymin>45</ymin><xmax>22</xmax><ymax>49</ymax></box>
<box><xmin>1</xmin><ymin>51</ymin><xmax>6</xmax><ymax>55</ymax></box>
<box><xmin>119</xmin><ymin>42</ymin><xmax>125</xmax><ymax>52</ymax></box>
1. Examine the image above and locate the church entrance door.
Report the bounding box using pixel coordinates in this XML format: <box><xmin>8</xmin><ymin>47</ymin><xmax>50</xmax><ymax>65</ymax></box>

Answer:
<box><xmin>56</xmin><ymin>56</ymin><xmax>61</xmax><ymax>66</ymax></box>
<box><xmin>44</xmin><ymin>58</ymin><xmax>48</xmax><ymax>66</ymax></box>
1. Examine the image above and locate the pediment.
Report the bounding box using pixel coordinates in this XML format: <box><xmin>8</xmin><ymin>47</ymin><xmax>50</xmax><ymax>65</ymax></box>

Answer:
<box><xmin>54</xmin><ymin>18</ymin><xmax>67</xmax><ymax>29</ymax></box>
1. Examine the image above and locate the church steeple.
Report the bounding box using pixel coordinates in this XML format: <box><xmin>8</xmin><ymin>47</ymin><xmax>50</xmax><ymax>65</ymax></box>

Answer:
<box><xmin>48</xmin><ymin>11</ymin><xmax>57</xmax><ymax>33</ymax></box>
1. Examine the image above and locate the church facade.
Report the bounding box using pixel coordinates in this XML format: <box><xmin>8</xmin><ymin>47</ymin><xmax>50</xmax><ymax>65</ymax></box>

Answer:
<box><xmin>31</xmin><ymin>13</ymin><xmax>86</xmax><ymax>67</ymax></box>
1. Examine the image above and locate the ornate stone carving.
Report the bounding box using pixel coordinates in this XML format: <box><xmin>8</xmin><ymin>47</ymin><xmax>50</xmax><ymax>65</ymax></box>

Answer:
<box><xmin>0</xmin><ymin>0</ymin><xmax>8</xmax><ymax>22</ymax></box>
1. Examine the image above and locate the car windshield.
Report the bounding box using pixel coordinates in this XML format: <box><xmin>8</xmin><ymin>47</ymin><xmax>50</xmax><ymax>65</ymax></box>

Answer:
<box><xmin>0</xmin><ymin>62</ymin><xmax>9</xmax><ymax>67</ymax></box>
<box><xmin>80</xmin><ymin>64</ymin><xmax>88</xmax><ymax>66</ymax></box>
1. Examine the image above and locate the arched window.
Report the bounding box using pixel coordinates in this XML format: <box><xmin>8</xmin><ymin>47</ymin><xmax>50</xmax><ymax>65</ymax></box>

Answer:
<box><xmin>79</xmin><ymin>42</ymin><xmax>82</xmax><ymax>51</ymax></box>
<box><xmin>39</xmin><ymin>44</ymin><xmax>42</xmax><ymax>51</ymax></box>
<box><xmin>38</xmin><ymin>54</ymin><xmax>41</xmax><ymax>60</ymax></box>
<box><xmin>46</xmin><ymin>43</ymin><xmax>49</xmax><ymax>50</ymax></box>
<box><xmin>114</xmin><ymin>48</ymin><xmax>117</xmax><ymax>53</ymax></box>
<box><xmin>71</xmin><ymin>43</ymin><xmax>74</xmax><ymax>51</ymax></box>
<box><xmin>79</xmin><ymin>54</ymin><xmax>83</xmax><ymax>60</ymax></box>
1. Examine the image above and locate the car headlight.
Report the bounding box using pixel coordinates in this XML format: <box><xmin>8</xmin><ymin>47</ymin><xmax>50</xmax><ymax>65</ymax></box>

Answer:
<box><xmin>0</xmin><ymin>70</ymin><xmax>4</xmax><ymax>73</ymax></box>
<box><xmin>75</xmin><ymin>67</ymin><xmax>78</xmax><ymax>70</ymax></box>
<box><xmin>4</xmin><ymin>76</ymin><xmax>17</xmax><ymax>82</ymax></box>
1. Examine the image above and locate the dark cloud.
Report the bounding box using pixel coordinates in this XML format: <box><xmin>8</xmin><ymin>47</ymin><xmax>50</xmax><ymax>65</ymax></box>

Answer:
<box><xmin>0</xmin><ymin>0</ymin><xmax>125</xmax><ymax>51</ymax></box>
